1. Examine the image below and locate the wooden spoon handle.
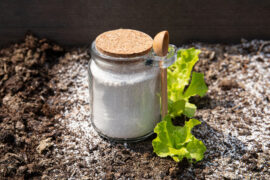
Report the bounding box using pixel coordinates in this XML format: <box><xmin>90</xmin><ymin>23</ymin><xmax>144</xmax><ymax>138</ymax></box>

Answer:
<box><xmin>160</xmin><ymin>68</ymin><xmax>168</xmax><ymax>118</ymax></box>
<box><xmin>153</xmin><ymin>31</ymin><xmax>169</xmax><ymax>118</ymax></box>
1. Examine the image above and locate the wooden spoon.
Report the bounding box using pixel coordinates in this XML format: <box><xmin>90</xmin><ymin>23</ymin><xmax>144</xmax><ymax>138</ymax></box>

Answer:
<box><xmin>153</xmin><ymin>31</ymin><xmax>169</xmax><ymax>118</ymax></box>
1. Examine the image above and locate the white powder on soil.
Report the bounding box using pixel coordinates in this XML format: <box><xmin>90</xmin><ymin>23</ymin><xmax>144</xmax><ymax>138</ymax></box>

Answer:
<box><xmin>50</xmin><ymin>41</ymin><xmax>270</xmax><ymax>179</ymax></box>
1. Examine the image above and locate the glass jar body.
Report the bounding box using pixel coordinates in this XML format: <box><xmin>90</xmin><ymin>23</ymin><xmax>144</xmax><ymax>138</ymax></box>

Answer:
<box><xmin>88</xmin><ymin>44</ymin><xmax>161</xmax><ymax>141</ymax></box>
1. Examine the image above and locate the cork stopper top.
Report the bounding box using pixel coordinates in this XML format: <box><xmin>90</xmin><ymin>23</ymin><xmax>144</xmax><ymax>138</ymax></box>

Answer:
<box><xmin>95</xmin><ymin>29</ymin><xmax>153</xmax><ymax>58</ymax></box>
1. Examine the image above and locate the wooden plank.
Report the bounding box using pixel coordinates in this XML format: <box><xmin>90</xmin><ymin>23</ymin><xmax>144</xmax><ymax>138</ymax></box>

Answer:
<box><xmin>0</xmin><ymin>0</ymin><xmax>270</xmax><ymax>46</ymax></box>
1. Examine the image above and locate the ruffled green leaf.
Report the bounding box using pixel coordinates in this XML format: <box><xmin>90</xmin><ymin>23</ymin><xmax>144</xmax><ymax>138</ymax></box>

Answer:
<box><xmin>152</xmin><ymin>117</ymin><xmax>206</xmax><ymax>163</ymax></box>
<box><xmin>167</xmin><ymin>48</ymin><xmax>207</xmax><ymax>118</ymax></box>
<box><xmin>167</xmin><ymin>48</ymin><xmax>200</xmax><ymax>101</ymax></box>
<box><xmin>184</xmin><ymin>72</ymin><xmax>208</xmax><ymax>98</ymax></box>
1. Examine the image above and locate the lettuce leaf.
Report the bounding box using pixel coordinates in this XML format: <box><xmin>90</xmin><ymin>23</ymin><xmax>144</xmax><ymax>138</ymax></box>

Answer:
<box><xmin>184</xmin><ymin>72</ymin><xmax>208</xmax><ymax>98</ymax></box>
<box><xmin>152</xmin><ymin>116</ymin><xmax>206</xmax><ymax>163</ymax></box>
<box><xmin>167</xmin><ymin>48</ymin><xmax>208</xmax><ymax>118</ymax></box>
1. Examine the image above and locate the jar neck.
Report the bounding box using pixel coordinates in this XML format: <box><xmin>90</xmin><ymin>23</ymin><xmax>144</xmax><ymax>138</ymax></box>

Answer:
<box><xmin>92</xmin><ymin>56</ymin><xmax>155</xmax><ymax>73</ymax></box>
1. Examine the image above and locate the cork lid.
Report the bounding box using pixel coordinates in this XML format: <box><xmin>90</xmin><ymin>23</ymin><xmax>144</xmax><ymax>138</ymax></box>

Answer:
<box><xmin>95</xmin><ymin>29</ymin><xmax>153</xmax><ymax>58</ymax></box>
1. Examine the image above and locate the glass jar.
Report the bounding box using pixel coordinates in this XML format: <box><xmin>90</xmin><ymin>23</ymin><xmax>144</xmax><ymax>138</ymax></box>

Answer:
<box><xmin>88</xmin><ymin>41</ymin><xmax>176</xmax><ymax>142</ymax></box>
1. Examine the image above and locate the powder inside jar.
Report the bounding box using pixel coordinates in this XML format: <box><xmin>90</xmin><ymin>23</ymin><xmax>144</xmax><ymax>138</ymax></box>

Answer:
<box><xmin>90</xmin><ymin>60</ymin><xmax>161</xmax><ymax>139</ymax></box>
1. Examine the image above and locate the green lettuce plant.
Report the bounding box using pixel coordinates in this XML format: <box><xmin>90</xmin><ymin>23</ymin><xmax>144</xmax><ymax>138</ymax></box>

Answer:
<box><xmin>152</xmin><ymin>48</ymin><xmax>207</xmax><ymax>163</ymax></box>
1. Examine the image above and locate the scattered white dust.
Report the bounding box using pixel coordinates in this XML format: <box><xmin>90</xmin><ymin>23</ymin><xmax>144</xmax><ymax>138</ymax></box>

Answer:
<box><xmin>50</xmin><ymin>41</ymin><xmax>270</xmax><ymax>179</ymax></box>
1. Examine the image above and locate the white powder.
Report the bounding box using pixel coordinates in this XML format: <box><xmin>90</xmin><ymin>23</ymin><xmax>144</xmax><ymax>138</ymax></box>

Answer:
<box><xmin>51</xmin><ymin>41</ymin><xmax>270</xmax><ymax>179</ymax></box>
<box><xmin>89</xmin><ymin>60</ymin><xmax>161</xmax><ymax>139</ymax></box>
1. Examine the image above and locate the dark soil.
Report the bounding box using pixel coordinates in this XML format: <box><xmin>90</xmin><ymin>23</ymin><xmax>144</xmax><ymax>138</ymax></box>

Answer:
<box><xmin>0</xmin><ymin>35</ymin><xmax>269</xmax><ymax>179</ymax></box>
<box><xmin>0</xmin><ymin>35</ymin><xmax>65</xmax><ymax>179</ymax></box>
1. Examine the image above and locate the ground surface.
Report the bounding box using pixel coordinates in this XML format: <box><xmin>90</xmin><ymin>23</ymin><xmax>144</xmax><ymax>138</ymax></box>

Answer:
<box><xmin>0</xmin><ymin>35</ymin><xmax>269</xmax><ymax>179</ymax></box>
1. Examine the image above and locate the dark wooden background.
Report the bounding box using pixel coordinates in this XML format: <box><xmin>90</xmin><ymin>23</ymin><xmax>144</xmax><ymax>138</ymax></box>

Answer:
<box><xmin>0</xmin><ymin>0</ymin><xmax>270</xmax><ymax>47</ymax></box>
